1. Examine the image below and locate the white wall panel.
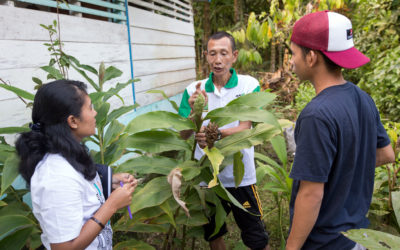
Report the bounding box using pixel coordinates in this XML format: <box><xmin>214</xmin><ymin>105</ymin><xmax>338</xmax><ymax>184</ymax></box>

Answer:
<box><xmin>0</xmin><ymin>4</ymin><xmax>195</xmax><ymax>128</ymax></box>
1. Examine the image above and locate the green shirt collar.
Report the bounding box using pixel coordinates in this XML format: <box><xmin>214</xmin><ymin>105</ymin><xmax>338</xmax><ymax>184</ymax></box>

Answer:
<box><xmin>205</xmin><ymin>68</ymin><xmax>238</xmax><ymax>92</ymax></box>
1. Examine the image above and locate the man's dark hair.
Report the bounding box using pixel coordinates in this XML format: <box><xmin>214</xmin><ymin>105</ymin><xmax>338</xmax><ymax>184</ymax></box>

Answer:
<box><xmin>207</xmin><ymin>31</ymin><xmax>236</xmax><ymax>52</ymax></box>
<box><xmin>299</xmin><ymin>45</ymin><xmax>341</xmax><ymax>72</ymax></box>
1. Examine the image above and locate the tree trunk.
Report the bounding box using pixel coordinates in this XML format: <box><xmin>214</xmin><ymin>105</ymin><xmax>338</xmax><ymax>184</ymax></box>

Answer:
<box><xmin>270</xmin><ymin>39</ymin><xmax>276</xmax><ymax>72</ymax></box>
<box><xmin>234</xmin><ymin>0</ymin><xmax>239</xmax><ymax>23</ymax></box>
<box><xmin>278</xmin><ymin>42</ymin><xmax>283</xmax><ymax>69</ymax></box>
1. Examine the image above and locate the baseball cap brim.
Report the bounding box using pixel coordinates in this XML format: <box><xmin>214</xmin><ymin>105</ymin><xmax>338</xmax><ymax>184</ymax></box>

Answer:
<box><xmin>322</xmin><ymin>47</ymin><xmax>370</xmax><ymax>69</ymax></box>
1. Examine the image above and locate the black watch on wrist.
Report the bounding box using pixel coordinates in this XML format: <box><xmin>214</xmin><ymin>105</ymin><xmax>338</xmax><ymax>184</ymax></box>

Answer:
<box><xmin>217</xmin><ymin>129</ymin><xmax>222</xmax><ymax>140</ymax></box>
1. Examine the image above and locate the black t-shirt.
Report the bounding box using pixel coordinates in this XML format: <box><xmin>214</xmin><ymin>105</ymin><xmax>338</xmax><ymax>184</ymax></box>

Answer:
<box><xmin>289</xmin><ymin>82</ymin><xmax>390</xmax><ymax>250</ymax></box>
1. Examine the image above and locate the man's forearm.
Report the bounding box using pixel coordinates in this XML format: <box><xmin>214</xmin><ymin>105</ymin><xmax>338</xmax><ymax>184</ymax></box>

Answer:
<box><xmin>376</xmin><ymin>144</ymin><xmax>395</xmax><ymax>167</ymax></box>
<box><xmin>220</xmin><ymin>121</ymin><xmax>252</xmax><ymax>138</ymax></box>
<box><xmin>286</xmin><ymin>181</ymin><xmax>324</xmax><ymax>250</ymax></box>
<box><xmin>180</xmin><ymin>129</ymin><xmax>194</xmax><ymax>140</ymax></box>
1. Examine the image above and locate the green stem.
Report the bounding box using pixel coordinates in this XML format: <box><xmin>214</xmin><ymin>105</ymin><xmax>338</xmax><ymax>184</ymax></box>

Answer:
<box><xmin>386</xmin><ymin>165</ymin><xmax>393</xmax><ymax>210</ymax></box>
<box><xmin>191</xmin><ymin>139</ymin><xmax>197</xmax><ymax>161</ymax></box>
<box><xmin>163</xmin><ymin>185</ymin><xmax>192</xmax><ymax>250</ymax></box>
<box><xmin>10</xmin><ymin>186</ymin><xmax>23</xmax><ymax>204</ymax></box>
<box><xmin>98</xmin><ymin>128</ymin><xmax>105</xmax><ymax>164</ymax></box>
<box><xmin>181</xmin><ymin>225</ymin><xmax>187</xmax><ymax>249</ymax></box>
<box><xmin>191</xmin><ymin>237</ymin><xmax>196</xmax><ymax>250</ymax></box>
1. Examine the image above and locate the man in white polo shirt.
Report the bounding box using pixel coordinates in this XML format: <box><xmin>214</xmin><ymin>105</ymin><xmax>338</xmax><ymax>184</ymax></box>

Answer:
<box><xmin>179</xmin><ymin>31</ymin><xmax>269</xmax><ymax>250</ymax></box>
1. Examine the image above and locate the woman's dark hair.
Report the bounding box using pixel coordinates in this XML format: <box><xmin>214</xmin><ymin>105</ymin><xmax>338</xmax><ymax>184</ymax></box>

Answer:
<box><xmin>16</xmin><ymin>79</ymin><xmax>96</xmax><ymax>184</ymax></box>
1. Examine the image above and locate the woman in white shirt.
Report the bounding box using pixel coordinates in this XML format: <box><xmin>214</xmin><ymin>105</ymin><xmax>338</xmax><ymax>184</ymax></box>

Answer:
<box><xmin>16</xmin><ymin>80</ymin><xmax>137</xmax><ymax>250</ymax></box>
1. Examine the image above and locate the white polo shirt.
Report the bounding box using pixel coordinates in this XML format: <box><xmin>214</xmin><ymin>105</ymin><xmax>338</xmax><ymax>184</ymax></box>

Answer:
<box><xmin>179</xmin><ymin>69</ymin><xmax>260</xmax><ymax>187</ymax></box>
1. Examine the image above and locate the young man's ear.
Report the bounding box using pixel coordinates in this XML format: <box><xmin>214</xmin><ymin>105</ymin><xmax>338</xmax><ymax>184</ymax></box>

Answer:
<box><xmin>203</xmin><ymin>50</ymin><xmax>208</xmax><ymax>57</ymax></box>
<box><xmin>67</xmin><ymin>115</ymin><xmax>78</xmax><ymax>129</ymax></box>
<box><xmin>307</xmin><ymin>50</ymin><xmax>318</xmax><ymax>67</ymax></box>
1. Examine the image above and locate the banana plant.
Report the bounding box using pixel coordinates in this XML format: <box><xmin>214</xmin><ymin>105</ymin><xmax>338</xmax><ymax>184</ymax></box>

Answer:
<box><xmin>113</xmin><ymin>90</ymin><xmax>288</xmax><ymax>249</ymax></box>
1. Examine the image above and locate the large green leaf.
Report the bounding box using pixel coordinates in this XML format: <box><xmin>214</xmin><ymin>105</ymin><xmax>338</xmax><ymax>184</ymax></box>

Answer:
<box><xmin>126</xmin><ymin>111</ymin><xmax>195</xmax><ymax>134</ymax></box>
<box><xmin>125</xmin><ymin>130</ymin><xmax>191</xmax><ymax>154</ymax></box>
<box><xmin>106</xmin><ymin>105</ymin><xmax>137</xmax><ymax>125</ymax></box>
<box><xmin>103</xmin><ymin>134</ymin><xmax>128</xmax><ymax>166</ymax></box>
<box><xmin>146</xmin><ymin>90</ymin><xmax>179</xmax><ymax>112</ymax></box>
<box><xmin>270</xmin><ymin>135</ymin><xmax>287</xmax><ymax>166</ymax></box>
<box><xmin>40</xmin><ymin>65</ymin><xmax>64</xmax><ymax>80</ymax></box>
<box><xmin>233</xmin><ymin>151</ymin><xmax>245</xmax><ymax>187</ymax></box>
<box><xmin>206</xmin><ymin>191</ymin><xmax>227</xmax><ymax>238</ymax></box>
<box><xmin>1</xmin><ymin>154</ymin><xmax>20</xmax><ymax>196</ymax></box>
<box><xmin>116</xmin><ymin>156</ymin><xmax>179</xmax><ymax>175</ymax></box>
<box><xmin>159</xmin><ymin>199</ymin><xmax>177</xmax><ymax>228</ymax></box>
<box><xmin>392</xmin><ymin>191</ymin><xmax>400</xmax><ymax>228</ymax></box>
<box><xmin>254</xmin><ymin>152</ymin><xmax>280</xmax><ymax>169</ymax></box>
<box><xmin>67</xmin><ymin>55</ymin><xmax>98</xmax><ymax>75</ymax></box>
<box><xmin>0</xmin><ymin>144</ymin><xmax>15</xmax><ymax>152</ymax></box>
<box><xmin>0</xmin><ymin>84</ymin><xmax>35</xmax><ymax>101</ymax></box>
<box><xmin>0</xmin><ymin>215</ymin><xmax>35</xmax><ymax>239</ymax></box>
<box><xmin>0</xmin><ymin>226</ymin><xmax>33</xmax><ymax>250</ymax></box>
<box><xmin>114</xmin><ymin>239</ymin><xmax>155</xmax><ymax>250</ymax></box>
<box><xmin>186</xmin><ymin>226</ymin><xmax>204</xmax><ymax>238</ymax></box>
<box><xmin>0</xmin><ymin>202</ymin><xmax>30</xmax><ymax>217</ymax></box>
<box><xmin>115</xmin><ymin>222</ymin><xmax>169</xmax><ymax>233</ymax></box>
<box><xmin>69</xmin><ymin>63</ymin><xmax>98</xmax><ymax>92</ymax></box>
<box><xmin>256</xmin><ymin>164</ymin><xmax>269</xmax><ymax>184</ymax></box>
<box><xmin>204</xmin><ymin>105</ymin><xmax>279</xmax><ymax>128</ymax></box>
<box><xmin>104</xmin><ymin>80</ymin><xmax>136</xmax><ymax>103</ymax></box>
<box><xmin>28</xmin><ymin>231</ymin><xmax>42</xmax><ymax>250</ymax></box>
<box><xmin>203</xmin><ymin>147</ymin><xmax>224</xmax><ymax>188</ymax></box>
<box><xmin>0</xmin><ymin>127</ymin><xmax>30</xmax><ymax>135</ymax></box>
<box><xmin>0</xmin><ymin>201</ymin><xmax>7</xmax><ymax>207</ymax></box>
<box><xmin>179</xmin><ymin>161</ymin><xmax>201</xmax><ymax>181</ymax></box>
<box><xmin>343</xmin><ymin>229</ymin><xmax>400</xmax><ymax>249</ymax></box>
<box><xmin>95</xmin><ymin>102</ymin><xmax>110</xmax><ymax>128</ymax></box>
<box><xmin>89</xmin><ymin>92</ymin><xmax>106</xmax><ymax>104</ymax></box>
<box><xmin>216</xmin><ymin>123</ymin><xmax>280</xmax><ymax>156</ymax></box>
<box><xmin>68</xmin><ymin>55</ymin><xmax>99</xmax><ymax>91</ymax></box>
<box><xmin>175</xmin><ymin>209</ymin><xmax>208</xmax><ymax>227</ymax></box>
<box><xmin>200</xmin><ymin>168</ymin><xmax>248</xmax><ymax>213</ymax></box>
<box><xmin>104</xmin><ymin>66</ymin><xmax>123</xmax><ymax>83</ymax></box>
<box><xmin>115</xmin><ymin>206</ymin><xmax>164</xmax><ymax>227</ymax></box>
<box><xmin>103</xmin><ymin>120</ymin><xmax>125</xmax><ymax>147</ymax></box>
<box><xmin>227</xmin><ymin>91</ymin><xmax>276</xmax><ymax>107</ymax></box>
<box><xmin>130</xmin><ymin>177</ymin><xmax>172</xmax><ymax>214</ymax></box>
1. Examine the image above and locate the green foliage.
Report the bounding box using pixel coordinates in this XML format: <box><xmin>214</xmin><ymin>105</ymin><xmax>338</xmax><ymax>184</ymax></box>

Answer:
<box><xmin>230</xmin><ymin>0</ymin><xmax>347</xmax><ymax>73</ymax></box>
<box><xmin>346</xmin><ymin>0</ymin><xmax>400</xmax><ymax>120</ymax></box>
<box><xmin>0</xmin><ymin>134</ymin><xmax>42</xmax><ymax>249</ymax></box>
<box><xmin>113</xmin><ymin>239</ymin><xmax>155</xmax><ymax>250</ymax></box>
<box><xmin>115</xmin><ymin>90</ymin><xmax>284</xmax><ymax>248</ymax></box>
<box><xmin>343</xmin><ymin>228</ymin><xmax>400</xmax><ymax>249</ymax></box>
<box><xmin>255</xmin><ymin>133</ymin><xmax>292</xmax><ymax>249</ymax></box>
<box><xmin>370</xmin><ymin>121</ymin><xmax>400</xmax><ymax>234</ymax></box>
<box><xmin>293</xmin><ymin>82</ymin><xmax>315</xmax><ymax>114</ymax></box>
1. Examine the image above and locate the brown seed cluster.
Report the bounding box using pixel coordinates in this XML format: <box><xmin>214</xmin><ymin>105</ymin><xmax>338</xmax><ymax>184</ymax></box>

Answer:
<box><xmin>204</xmin><ymin>122</ymin><xmax>219</xmax><ymax>148</ymax></box>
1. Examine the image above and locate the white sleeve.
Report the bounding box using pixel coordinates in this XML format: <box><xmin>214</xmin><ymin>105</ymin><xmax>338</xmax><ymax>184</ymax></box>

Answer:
<box><xmin>38</xmin><ymin>173</ymin><xmax>84</xmax><ymax>244</ymax></box>
<box><xmin>246</xmin><ymin>76</ymin><xmax>260</xmax><ymax>94</ymax></box>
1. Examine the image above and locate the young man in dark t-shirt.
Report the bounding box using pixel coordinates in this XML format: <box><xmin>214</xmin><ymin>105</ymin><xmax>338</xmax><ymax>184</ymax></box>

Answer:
<box><xmin>286</xmin><ymin>11</ymin><xmax>395</xmax><ymax>250</ymax></box>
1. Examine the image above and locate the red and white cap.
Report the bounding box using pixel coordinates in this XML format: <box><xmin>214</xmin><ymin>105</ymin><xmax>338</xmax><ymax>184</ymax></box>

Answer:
<box><xmin>291</xmin><ymin>10</ymin><xmax>370</xmax><ymax>69</ymax></box>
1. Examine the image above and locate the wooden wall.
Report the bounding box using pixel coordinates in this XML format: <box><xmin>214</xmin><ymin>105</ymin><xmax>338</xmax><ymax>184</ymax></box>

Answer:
<box><xmin>0</xmin><ymin>3</ymin><xmax>196</xmax><ymax>129</ymax></box>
